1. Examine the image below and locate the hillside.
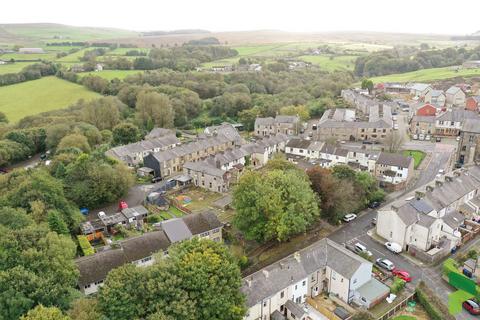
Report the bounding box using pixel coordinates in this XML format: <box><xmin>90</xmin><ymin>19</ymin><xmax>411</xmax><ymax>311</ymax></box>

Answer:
<box><xmin>0</xmin><ymin>23</ymin><xmax>138</xmax><ymax>45</ymax></box>
<box><xmin>0</xmin><ymin>76</ymin><xmax>101</xmax><ymax>122</ymax></box>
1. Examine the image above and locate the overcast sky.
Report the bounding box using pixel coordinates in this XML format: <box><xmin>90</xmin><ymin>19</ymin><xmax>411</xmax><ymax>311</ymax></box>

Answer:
<box><xmin>1</xmin><ymin>0</ymin><xmax>478</xmax><ymax>35</ymax></box>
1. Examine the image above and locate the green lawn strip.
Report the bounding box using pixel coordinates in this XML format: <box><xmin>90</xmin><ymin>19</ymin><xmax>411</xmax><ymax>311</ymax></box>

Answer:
<box><xmin>0</xmin><ymin>76</ymin><xmax>100</xmax><ymax>122</ymax></box>
<box><xmin>392</xmin><ymin>316</ymin><xmax>416</xmax><ymax>320</ymax></box>
<box><xmin>159</xmin><ymin>211</ymin><xmax>173</xmax><ymax>220</ymax></box>
<box><xmin>169</xmin><ymin>206</ymin><xmax>185</xmax><ymax>217</ymax></box>
<box><xmin>403</xmin><ymin>150</ymin><xmax>426</xmax><ymax>169</ymax></box>
<box><xmin>448</xmin><ymin>290</ymin><xmax>474</xmax><ymax>315</ymax></box>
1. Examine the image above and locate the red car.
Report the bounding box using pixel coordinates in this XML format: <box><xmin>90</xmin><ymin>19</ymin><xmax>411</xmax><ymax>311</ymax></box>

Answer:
<box><xmin>392</xmin><ymin>269</ymin><xmax>412</xmax><ymax>282</ymax></box>
<box><xmin>463</xmin><ymin>300</ymin><xmax>480</xmax><ymax>315</ymax></box>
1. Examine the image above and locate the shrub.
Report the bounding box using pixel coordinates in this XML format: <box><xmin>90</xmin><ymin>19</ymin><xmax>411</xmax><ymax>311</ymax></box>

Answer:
<box><xmin>78</xmin><ymin>235</ymin><xmax>95</xmax><ymax>256</ymax></box>
<box><xmin>416</xmin><ymin>281</ymin><xmax>455</xmax><ymax>320</ymax></box>
<box><xmin>390</xmin><ymin>278</ymin><xmax>406</xmax><ymax>294</ymax></box>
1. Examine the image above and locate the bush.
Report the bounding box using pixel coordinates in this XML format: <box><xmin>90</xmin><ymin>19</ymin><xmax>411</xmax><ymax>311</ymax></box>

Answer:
<box><xmin>78</xmin><ymin>235</ymin><xmax>95</xmax><ymax>256</ymax></box>
<box><xmin>390</xmin><ymin>277</ymin><xmax>406</xmax><ymax>294</ymax></box>
<box><xmin>416</xmin><ymin>281</ymin><xmax>455</xmax><ymax>320</ymax></box>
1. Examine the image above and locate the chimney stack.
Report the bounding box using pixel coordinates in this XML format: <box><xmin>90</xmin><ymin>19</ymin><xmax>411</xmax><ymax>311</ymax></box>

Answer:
<box><xmin>294</xmin><ymin>251</ymin><xmax>301</xmax><ymax>263</ymax></box>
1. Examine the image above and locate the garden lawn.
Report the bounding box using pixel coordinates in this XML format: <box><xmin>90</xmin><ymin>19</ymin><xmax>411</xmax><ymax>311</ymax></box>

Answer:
<box><xmin>370</xmin><ymin>66</ymin><xmax>480</xmax><ymax>83</ymax></box>
<box><xmin>169</xmin><ymin>206</ymin><xmax>185</xmax><ymax>217</ymax></box>
<box><xmin>78</xmin><ymin>70</ymin><xmax>143</xmax><ymax>80</ymax></box>
<box><xmin>392</xmin><ymin>316</ymin><xmax>416</xmax><ymax>320</ymax></box>
<box><xmin>0</xmin><ymin>76</ymin><xmax>100</xmax><ymax>122</ymax></box>
<box><xmin>403</xmin><ymin>150</ymin><xmax>426</xmax><ymax>169</ymax></box>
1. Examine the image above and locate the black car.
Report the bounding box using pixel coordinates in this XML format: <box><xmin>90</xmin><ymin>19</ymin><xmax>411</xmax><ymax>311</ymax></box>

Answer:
<box><xmin>362</xmin><ymin>141</ymin><xmax>373</xmax><ymax>145</ymax></box>
<box><xmin>368</xmin><ymin>202</ymin><xmax>380</xmax><ymax>208</ymax></box>
<box><xmin>151</xmin><ymin>176</ymin><xmax>162</xmax><ymax>183</ymax></box>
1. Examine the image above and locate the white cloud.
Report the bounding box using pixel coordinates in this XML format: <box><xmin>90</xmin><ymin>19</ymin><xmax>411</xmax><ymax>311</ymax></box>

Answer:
<box><xmin>0</xmin><ymin>0</ymin><xmax>478</xmax><ymax>35</ymax></box>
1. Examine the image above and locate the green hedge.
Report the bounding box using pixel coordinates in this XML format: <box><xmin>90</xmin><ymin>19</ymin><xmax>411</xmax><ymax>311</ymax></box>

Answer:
<box><xmin>416</xmin><ymin>281</ymin><xmax>455</xmax><ymax>320</ymax></box>
<box><xmin>77</xmin><ymin>235</ymin><xmax>95</xmax><ymax>256</ymax></box>
<box><xmin>390</xmin><ymin>278</ymin><xmax>406</xmax><ymax>294</ymax></box>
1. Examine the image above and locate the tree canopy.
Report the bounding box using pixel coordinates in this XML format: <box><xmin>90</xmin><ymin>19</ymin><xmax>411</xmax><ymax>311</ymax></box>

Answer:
<box><xmin>233</xmin><ymin>161</ymin><xmax>320</xmax><ymax>242</ymax></box>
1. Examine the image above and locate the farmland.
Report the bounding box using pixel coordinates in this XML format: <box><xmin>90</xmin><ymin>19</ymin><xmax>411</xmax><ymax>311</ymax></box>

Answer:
<box><xmin>0</xmin><ymin>76</ymin><xmax>100</xmax><ymax>122</ymax></box>
<box><xmin>369</xmin><ymin>66</ymin><xmax>480</xmax><ymax>83</ymax></box>
<box><xmin>0</xmin><ymin>62</ymin><xmax>34</xmax><ymax>74</ymax></box>
<box><xmin>0</xmin><ymin>23</ymin><xmax>138</xmax><ymax>43</ymax></box>
<box><xmin>299</xmin><ymin>55</ymin><xmax>357</xmax><ymax>71</ymax></box>
<box><xmin>78</xmin><ymin>70</ymin><xmax>143</xmax><ymax>80</ymax></box>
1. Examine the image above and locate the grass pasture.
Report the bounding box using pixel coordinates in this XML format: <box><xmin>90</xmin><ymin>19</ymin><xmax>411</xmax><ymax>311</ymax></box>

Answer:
<box><xmin>0</xmin><ymin>76</ymin><xmax>100</xmax><ymax>122</ymax></box>
<box><xmin>403</xmin><ymin>150</ymin><xmax>426</xmax><ymax>169</ymax></box>
<box><xmin>0</xmin><ymin>62</ymin><xmax>34</xmax><ymax>74</ymax></box>
<box><xmin>55</xmin><ymin>47</ymin><xmax>94</xmax><ymax>63</ymax></box>
<box><xmin>107</xmin><ymin>47</ymin><xmax>150</xmax><ymax>56</ymax></box>
<box><xmin>0</xmin><ymin>52</ymin><xmax>57</xmax><ymax>61</ymax></box>
<box><xmin>78</xmin><ymin>70</ymin><xmax>143</xmax><ymax>80</ymax></box>
<box><xmin>370</xmin><ymin>66</ymin><xmax>480</xmax><ymax>83</ymax></box>
<box><xmin>299</xmin><ymin>55</ymin><xmax>357</xmax><ymax>72</ymax></box>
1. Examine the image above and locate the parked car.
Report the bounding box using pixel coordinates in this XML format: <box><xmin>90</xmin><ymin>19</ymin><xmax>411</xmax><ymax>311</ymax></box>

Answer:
<box><xmin>412</xmin><ymin>134</ymin><xmax>418</xmax><ymax>140</ymax></box>
<box><xmin>385</xmin><ymin>242</ymin><xmax>402</xmax><ymax>253</ymax></box>
<box><xmin>376</xmin><ymin>258</ymin><xmax>395</xmax><ymax>271</ymax></box>
<box><xmin>343</xmin><ymin>213</ymin><xmax>357</xmax><ymax>222</ymax></box>
<box><xmin>425</xmin><ymin>134</ymin><xmax>431</xmax><ymax>141</ymax></box>
<box><xmin>368</xmin><ymin>201</ymin><xmax>380</xmax><ymax>208</ymax></box>
<box><xmin>456</xmin><ymin>136</ymin><xmax>461</xmax><ymax>142</ymax></box>
<box><xmin>354</xmin><ymin>243</ymin><xmax>373</xmax><ymax>257</ymax></box>
<box><xmin>438</xmin><ymin>169</ymin><xmax>445</xmax><ymax>174</ymax></box>
<box><xmin>463</xmin><ymin>300</ymin><xmax>480</xmax><ymax>315</ymax></box>
<box><xmin>392</xmin><ymin>115</ymin><xmax>397</xmax><ymax>121</ymax></box>
<box><xmin>435</xmin><ymin>137</ymin><xmax>441</xmax><ymax>142</ymax></box>
<box><xmin>312</xmin><ymin>124</ymin><xmax>317</xmax><ymax>130</ymax></box>
<box><xmin>393</xmin><ymin>124</ymin><xmax>399</xmax><ymax>130</ymax></box>
<box><xmin>151</xmin><ymin>176</ymin><xmax>162</xmax><ymax>183</ymax></box>
<box><xmin>371</xmin><ymin>218</ymin><xmax>377</xmax><ymax>226</ymax></box>
<box><xmin>392</xmin><ymin>269</ymin><xmax>412</xmax><ymax>282</ymax></box>
<box><xmin>419</xmin><ymin>134</ymin><xmax>425</xmax><ymax>140</ymax></box>
<box><xmin>362</xmin><ymin>141</ymin><xmax>373</xmax><ymax>145</ymax></box>
<box><xmin>98</xmin><ymin>211</ymin><xmax>106</xmax><ymax>218</ymax></box>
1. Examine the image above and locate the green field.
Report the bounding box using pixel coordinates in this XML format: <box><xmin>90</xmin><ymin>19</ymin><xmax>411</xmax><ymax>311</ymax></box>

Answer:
<box><xmin>107</xmin><ymin>48</ymin><xmax>150</xmax><ymax>56</ymax></box>
<box><xmin>403</xmin><ymin>150</ymin><xmax>426</xmax><ymax>169</ymax></box>
<box><xmin>299</xmin><ymin>55</ymin><xmax>357</xmax><ymax>71</ymax></box>
<box><xmin>0</xmin><ymin>62</ymin><xmax>34</xmax><ymax>74</ymax></box>
<box><xmin>56</xmin><ymin>47</ymin><xmax>96</xmax><ymax>63</ymax></box>
<box><xmin>78</xmin><ymin>70</ymin><xmax>143</xmax><ymax>80</ymax></box>
<box><xmin>0</xmin><ymin>52</ymin><xmax>57</xmax><ymax>61</ymax></box>
<box><xmin>370</xmin><ymin>66</ymin><xmax>480</xmax><ymax>83</ymax></box>
<box><xmin>0</xmin><ymin>23</ymin><xmax>138</xmax><ymax>42</ymax></box>
<box><xmin>0</xmin><ymin>76</ymin><xmax>100</xmax><ymax>122</ymax></box>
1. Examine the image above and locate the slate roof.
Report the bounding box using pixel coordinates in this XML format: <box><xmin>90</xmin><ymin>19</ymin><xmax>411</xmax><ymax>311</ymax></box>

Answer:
<box><xmin>286</xmin><ymin>138</ymin><xmax>312</xmax><ymax>149</ymax></box>
<box><xmin>463</xmin><ymin>118</ymin><xmax>480</xmax><ymax>133</ymax></box>
<box><xmin>184</xmin><ymin>161</ymin><xmax>227</xmax><ymax>178</ymax></box>
<box><xmin>121</xmin><ymin>231</ymin><xmax>170</xmax><ymax>262</ymax></box>
<box><xmin>182</xmin><ymin>211</ymin><xmax>223</xmax><ymax>235</ymax></box>
<box><xmin>377</xmin><ymin>153</ymin><xmax>412</xmax><ymax>168</ymax></box>
<box><xmin>431</xmin><ymin>90</ymin><xmax>445</xmax><ymax>98</ymax></box>
<box><xmin>77</xmin><ymin>249</ymin><xmax>126</xmax><ymax>287</ymax></box>
<box><xmin>161</xmin><ymin>218</ymin><xmax>193</xmax><ymax>243</ymax></box>
<box><xmin>446</xmin><ymin>86</ymin><xmax>463</xmax><ymax>95</ymax></box>
<box><xmin>355</xmin><ymin>278</ymin><xmax>390</xmax><ymax>302</ymax></box>
<box><xmin>149</xmin><ymin>134</ymin><xmax>234</xmax><ymax>163</ymax></box>
<box><xmin>443</xmin><ymin>209</ymin><xmax>464</xmax><ymax>229</ymax></box>
<box><xmin>255</xmin><ymin>117</ymin><xmax>275</xmax><ymax>126</ymax></box>
<box><xmin>241</xmin><ymin>239</ymin><xmax>370</xmax><ymax>307</ymax></box>
<box><xmin>411</xmin><ymin>83</ymin><xmax>431</xmax><ymax>92</ymax></box>
<box><xmin>275</xmin><ymin>115</ymin><xmax>299</xmax><ymax>124</ymax></box>
<box><xmin>411</xmin><ymin>115</ymin><xmax>435</xmax><ymax>123</ymax></box>
<box><xmin>145</xmin><ymin>128</ymin><xmax>175</xmax><ymax>140</ymax></box>
<box><xmin>204</xmin><ymin>123</ymin><xmax>242</xmax><ymax>143</ymax></box>
<box><xmin>285</xmin><ymin>300</ymin><xmax>307</xmax><ymax>318</ymax></box>
<box><xmin>437</xmin><ymin>110</ymin><xmax>478</xmax><ymax>122</ymax></box>
<box><xmin>320</xmin><ymin>144</ymin><xmax>348</xmax><ymax>157</ymax></box>
<box><xmin>106</xmin><ymin>134</ymin><xmax>179</xmax><ymax>159</ymax></box>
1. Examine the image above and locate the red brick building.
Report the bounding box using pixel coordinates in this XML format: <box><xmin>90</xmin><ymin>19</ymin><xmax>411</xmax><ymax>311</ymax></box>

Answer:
<box><xmin>416</xmin><ymin>104</ymin><xmax>437</xmax><ymax>116</ymax></box>
<box><xmin>466</xmin><ymin>96</ymin><xmax>480</xmax><ymax>112</ymax></box>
